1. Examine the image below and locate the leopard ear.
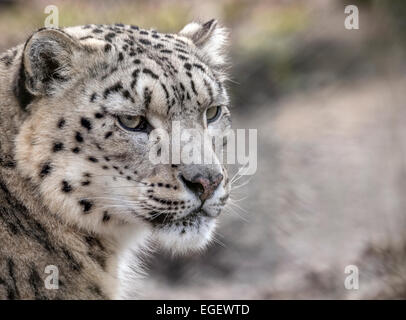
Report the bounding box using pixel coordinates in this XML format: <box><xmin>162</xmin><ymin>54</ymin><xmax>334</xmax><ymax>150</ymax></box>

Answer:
<box><xmin>179</xmin><ymin>19</ymin><xmax>228</xmax><ymax>69</ymax></box>
<box><xmin>21</xmin><ymin>28</ymin><xmax>82</xmax><ymax>97</ymax></box>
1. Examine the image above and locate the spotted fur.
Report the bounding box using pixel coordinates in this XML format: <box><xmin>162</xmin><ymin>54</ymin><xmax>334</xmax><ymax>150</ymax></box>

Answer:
<box><xmin>0</xmin><ymin>20</ymin><xmax>231</xmax><ymax>299</ymax></box>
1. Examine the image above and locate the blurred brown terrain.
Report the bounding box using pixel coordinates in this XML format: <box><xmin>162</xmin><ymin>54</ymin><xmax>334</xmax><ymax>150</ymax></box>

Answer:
<box><xmin>2</xmin><ymin>0</ymin><xmax>406</xmax><ymax>299</ymax></box>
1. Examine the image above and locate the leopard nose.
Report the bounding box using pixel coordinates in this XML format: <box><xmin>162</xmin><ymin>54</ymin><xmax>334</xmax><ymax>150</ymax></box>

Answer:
<box><xmin>180</xmin><ymin>173</ymin><xmax>223</xmax><ymax>201</ymax></box>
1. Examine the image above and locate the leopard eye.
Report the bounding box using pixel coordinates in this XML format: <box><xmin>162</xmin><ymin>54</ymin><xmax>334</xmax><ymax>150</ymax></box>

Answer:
<box><xmin>117</xmin><ymin>115</ymin><xmax>148</xmax><ymax>132</ymax></box>
<box><xmin>206</xmin><ymin>106</ymin><xmax>221</xmax><ymax>124</ymax></box>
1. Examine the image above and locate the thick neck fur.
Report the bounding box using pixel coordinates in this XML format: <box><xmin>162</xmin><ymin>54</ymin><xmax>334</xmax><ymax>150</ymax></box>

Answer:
<box><xmin>0</xmin><ymin>46</ymin><xmax>148</xmax><ymax>299</ymax></box>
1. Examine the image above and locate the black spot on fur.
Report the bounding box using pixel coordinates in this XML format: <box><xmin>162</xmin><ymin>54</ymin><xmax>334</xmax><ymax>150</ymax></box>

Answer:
<box><xmin>139</xmin><ymin>38</ymin><xmax>151</xmax><ymax>45</ymax></box>
<box><xmin>103</xmin><ymin>82</ymin><xmax>123</xmax><ymax>99</ymax></box>
<box><xmin>204</xmin><ymin>79</ymin><xmax>214</xmax><ymax>104</ymax></box>
<box><xmin>123</xmin><ymin>90</ymin><xmax>135</xmax><ymax>103</ymax></box>
<box><xmin>102</xmin><ymin>211</ymin><xmax>111</xmax><ymax>222</ymax></box>
<box><xmin>75</xmin><ymin>132</ymin><xmax>84</xmax><ymax>143</ymax></box>
<box><xmin>52</xmin><ymin>142</ymin><xmax>64</xmax><ymax>152</ymax></box>
<box><xmin>176</xmin><ymin>38</ymin><xmax>186</xmax><ymax>45</ymax></box>
<box><xmin>90</xmin><ymin>92</ymin><xmax>97</xmax><ymax>102</ymax></box>
<box><xmin>81</xmin><ymin>117</ymin><xmax>92</xmax><ymax>131</ymax></box>
<box><xmin>131</xmin><ymin>69</ymin><xmax>140</xmax><ymax>89</ymax></box>
<box><xmin>124</xmin><ymin>39</ymin><xmax>134</xmax><ymax>46</ymax></box>
<box><xmin>104</xmin><ymin>32</ymin><xmax>116</xmax><ymax>42</ymax></box>
<box><xmin>191</xmin><ymin>80</ymin><xmax>198</xmax><ymax>95</ymax></box>
<box><xmin>79</xmin><ymin>200</ymin><xmax>93</xmax><ymax>213</ymax></box>
<box><xmin>193</xmin><ymin>63</ymin><xmax>205</xmax><ymax>72</ymax></box>
<box><xmin>161</xmin><ymin>82</ymin><xmax>170</xmax><ymax>111</ymax></box>
<box><xmin>72</xmin><ymin>147</ymin><xmax>80</xmax><ymax>154</ymax></box>
<box><xmin>176</xmin><ymin>48</ymin><xmax>189</xmax><ymax>54</ymax></box>
<box><xmin>62</xmin><ymin>180</ymin><xmax>73</xmax><ymax>193</ymax></box>
<box><xmin>160</xmin><ymin>49</ymin><xmax>172</xmax><ymax>54</ymax></box>
<box><xmin>143</xmin><ymin>87</ymin><xmax>152</xmax><ymax>109</ymax></box>
<box><xmin>39</xmin><ymin>162</ymin><xmax>52</xmax><ymax>178</ymax></box>
<box><xmin>104</xmin><ymin>131</ymin><xmax>113</xmax><ymax>139</ymax></box>
<box><xmin>88</xmin><ymin>157</ymin><xmax>98</xmax><ymax>163</ymax></box>
<box><xmin>57</xmin><ymin>118</ymin><xmax>66</xmax><ymax>129</ymax></box>
<box><xmin>143</xmin><ymin>68</ymin><xmax>159</xmax><ymax>79</ymax></box>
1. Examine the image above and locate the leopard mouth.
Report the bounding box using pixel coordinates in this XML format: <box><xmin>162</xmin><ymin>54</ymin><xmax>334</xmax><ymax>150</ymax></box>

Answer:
<box><xmin>146</xmin><ymin>207</ymin><xmax>211</xmax><ymax>227</ymax></box>
<box><xmin>186</xmin><ymin>206</ymin><xmax>210</xmax><ymax>218</ymax></box>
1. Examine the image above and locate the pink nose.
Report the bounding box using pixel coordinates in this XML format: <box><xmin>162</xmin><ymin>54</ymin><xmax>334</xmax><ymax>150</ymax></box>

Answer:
<box><xmin>181</xmin><ymin>174</ymin><xmax>223</xmax><ymax>201</ymax></box>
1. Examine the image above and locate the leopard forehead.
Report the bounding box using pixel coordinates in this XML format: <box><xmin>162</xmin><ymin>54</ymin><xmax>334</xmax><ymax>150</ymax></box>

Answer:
<box><xmin>62</xmin><ymin>23</ymin><xmax>229</xmax><ymax>118</ymax></box>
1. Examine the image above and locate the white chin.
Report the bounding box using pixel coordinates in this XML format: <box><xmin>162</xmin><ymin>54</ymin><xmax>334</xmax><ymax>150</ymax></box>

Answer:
<box><xmin>154</xmin><ymin>216</ymin><xmax>217</xmax><ymax>254</ymax></box>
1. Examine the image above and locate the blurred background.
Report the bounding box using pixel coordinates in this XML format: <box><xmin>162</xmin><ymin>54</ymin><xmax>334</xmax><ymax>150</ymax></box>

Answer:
<box><xmin>2</xmin><ymin>0</ymin><xmax>406</xmax><ymax>299</ymax></box>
